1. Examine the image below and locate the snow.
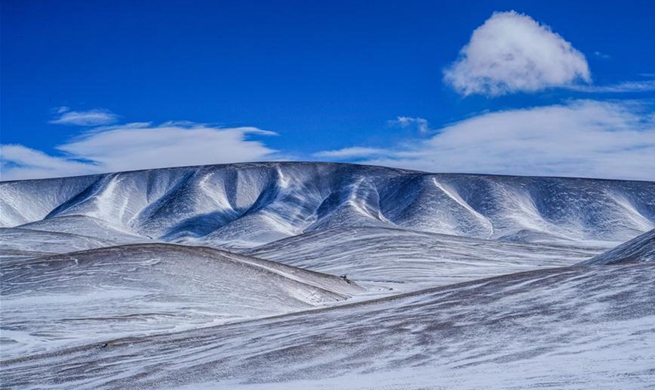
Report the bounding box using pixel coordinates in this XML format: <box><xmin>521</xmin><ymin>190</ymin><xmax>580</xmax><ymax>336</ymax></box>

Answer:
<box><xmin>246</xmin><ymin>226</ymin><xmax>604</xmax><ymax>292</ymax></box>
<box><xmin>1</xmin><ymin>243</ymin><xmax>362</xmax><ymax>358</ymax></box>
<box><xmin>1</xmin><ymin>162</ymin><xmax>655</xmax><ymax>389</ymax></box>
<box><xmin>581</xmin><ymin>228</ymin><xmax>655</xmax><ymax>265</ymax></box>
<box><xmin>2</xmin><ymin>163</ymin><xmax>654</xmax><ymax>247</ymax></box>
<box><xmin>2</xmin><ymin>264</ymin><xmax>654</xmax><ymax>389</ymax></box>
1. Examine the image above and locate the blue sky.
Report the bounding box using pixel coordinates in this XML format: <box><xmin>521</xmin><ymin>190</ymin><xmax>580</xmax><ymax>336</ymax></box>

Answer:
<box><xmin>1</xmin><ymin>0</ymin><xmax>654</xmax><ymax>180</ymax></box>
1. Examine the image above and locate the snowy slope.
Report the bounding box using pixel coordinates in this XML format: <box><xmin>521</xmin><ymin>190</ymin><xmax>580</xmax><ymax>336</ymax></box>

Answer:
<box><xmin>0</xmin><ymin>175</ymin><xmax>99</xmax><ymax>227</ymax></box>
<box><xmin>0</xmin><ymin>243</ymin><xmax>362</xmax><ymax>358</ymax></box>
<box><xmin>247</xmin><ymin>226</ymin><xmax>602</xmax><ymax>291</ymax></box>
<box><xmin>1</xmin><ymin>163</ymin><xmax>654</xmax><ymax>248</ymax></box>
<box><xmin>3</xmin><ymin>263</ymin><xmax>653</xmax><ymax>389</ymax></box>
<box><xmin>0</xmin><ymin>227</ymin><xmax>115</xmax><ymax>260</ymax></box>
<box><xmin>581</xmin><ymin>228</ymin><xmax>655</xmax><ymax>265</ymax></box>
<box><xmin>17</xmin><ymin>215</ymin><xmax>149</xmax><ymax>244</ymax></box>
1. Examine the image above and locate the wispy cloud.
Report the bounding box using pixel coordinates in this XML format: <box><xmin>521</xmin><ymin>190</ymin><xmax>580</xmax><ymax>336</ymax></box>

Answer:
<box><xmin>388</xmin><ymin>116</ymin><xmax>431</xmax><ymax>134</ymax></box>
<box><xmin>593</xmin><ymin>51</ymin><xmax>611</xmax><ymax>60</ymax></box>
<box><xmin>49</xmin><ymin>107</ymin><xmax>119</xmax><ymax>126</ymax></box>
<box><xmin>1</xmin><ymin>121</ymin><xmax>278</xmax><ymax>180</ymax></box>
<box><xmin>314</xmin><ymin>147</ymin><xmax>389</xmax><ymax>159</ymax></box>
<box><xmin>444</xmin><ymin>11</ymin><xmax>590</xmax><ymax>96</ymax></box>
<box><xmin>317</xmin><ymin>100</ymin><xmax>655</xmax><ymax>181</ymax></box>
<box><xmin>1</xmin><ymin>145</ymin><xmax>99</xmax><ymax>180</ymax></box>
<box><xmin>568</xmin><ymin>80</ymin><xmax>655</xmax><ymax>93</ymax></box>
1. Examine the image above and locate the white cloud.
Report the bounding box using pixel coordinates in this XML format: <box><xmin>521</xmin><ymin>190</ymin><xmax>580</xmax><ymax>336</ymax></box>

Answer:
<box><xmin>1</xmin><ymin>122</ymin><xmax>278</xmax><ymax>180</ymax></box>
<box><xmin>444</xmin><ymin>11</ymin><xmax>591</xmax><ymax>96</ymax></box>
<box><xmin>318</xmin><ymin>100</ymin><xmax>655</xmax><ymax>181</ymax></box>
<box><xmin>314</xmin><ymin>147</ymin><xmax>388</xmax><ymax>159</ymax></box>
<box><xmin>0</xmin><ymin>145</ymin><xmax>99</xmax><ymax>180</ymax></box>
<box><xmin>49</xmin><ymin>108</ymin><xmax>118</xmax><ymax>126</ymax></box>
<box><xmin>389</xmin><ymin>117</ymin><xmax>431</xmax><ymax>134</ymax></box>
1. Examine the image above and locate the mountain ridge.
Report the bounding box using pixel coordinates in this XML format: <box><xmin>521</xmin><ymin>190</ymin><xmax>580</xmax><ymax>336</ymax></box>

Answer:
<box><xmin>2</xmin><ymin>162</ymin><xmax>654</xmax><ymax>248</ymax></box>
<box><xmin>5</xmin><ymin>161</ymin><xmax>655</xmax><ymax>184</ymax></box>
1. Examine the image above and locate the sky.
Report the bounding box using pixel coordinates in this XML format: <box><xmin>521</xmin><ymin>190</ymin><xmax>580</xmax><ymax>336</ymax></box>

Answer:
<box><xmin>1</xmin><ymin>0</ymin><xmax>654</xmax><ymax>181</ymax></box>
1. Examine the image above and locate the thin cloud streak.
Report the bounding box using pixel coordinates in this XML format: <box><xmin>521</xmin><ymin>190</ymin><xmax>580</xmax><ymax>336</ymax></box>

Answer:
<box><xmin>568</xmin><ymin>80</ymin><xmax>655</xmax><ymax>93</ymax></box>
<box><xmin>314</xmin><ymin>147</ymin><xmax>389</xmax><ymax>159</ymax></box>
<box><xmin>49</xmin><ymin>108</ymin><xmax>119</xmax><ymax>126</ymax></box>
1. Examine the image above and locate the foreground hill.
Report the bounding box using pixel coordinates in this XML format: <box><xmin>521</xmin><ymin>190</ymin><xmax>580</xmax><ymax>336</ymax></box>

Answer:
<box><xmin>3</xmin><ymin>263</ymin><xmax>653</xmax><ymax>389</ymax></box>
<box><xmin>2</xmin><ymin>162</ymin><xmax>654</xmax><ymax>248</ymax></box>
<box><xmin>1</xmin><ymin>243</ymin><xmax>362</xmax><ymax>358</ymax></box>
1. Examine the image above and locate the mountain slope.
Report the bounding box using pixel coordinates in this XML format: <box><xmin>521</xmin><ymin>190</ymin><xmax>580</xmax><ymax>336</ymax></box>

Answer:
<box><xmin>0</xmin><ymin>227</ymin><xmax>115</xmax><ymax>260</ymax></box>
<box><xmin>0</xmin><ymin>243</ymin><xmax>362</xmax><ymax>358</ymax></box>
<box><xmin>247</xmin><ymin>226</ymin><xmax>602</xmax><ymax>291</ymax></box>
<box><xmin>581</xmin><ymin>228</ymin><xmax>655</xmax><ymax>265</ymax></box>
<box><xmin>1</xmin><ymin>163</ymin><xmax>654</xmax><ymax>248</ymax></box>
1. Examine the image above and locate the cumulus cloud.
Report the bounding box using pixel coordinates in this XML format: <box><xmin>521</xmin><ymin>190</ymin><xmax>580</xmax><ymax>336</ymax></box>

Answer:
<box><xmin>1</xmin><ymin>122</ymin><xmax>278</xmax><ymax>180</ymax></box>
<box><xmin>444</xmin><ymin>11</ymin><xmax>591</xmax><ymax>96</ymax></box>
<box><xmin>49</xmin><ymin>108</ymin><xmax>119</xmax><ymax>126</ymax></box>
<box><xmin>389</xmin><ymin>117</ymin><xmax>431</xmax><ymax>134</ymax></box>
<box><xmin>317</xmin><ymin>100</ymin><xmax>655</xmax><ymax>181</ymax></box>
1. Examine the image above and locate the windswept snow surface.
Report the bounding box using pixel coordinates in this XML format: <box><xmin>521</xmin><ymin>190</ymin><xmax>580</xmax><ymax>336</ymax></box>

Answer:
<box><xmin>0</xmin><ymin>227</ymin><xmax>114</xmax><ymax>260</ymax></box>
<box><xmin>2</xmin><ymin>264</ymin><xmax>654</xmax><ymax>389</ymax></box>
<box><xmin>1</xmin><ymin>243</ymin><xmax>362</xmax><ymax>358</ymax></box>
<box><xmin>1</xmin><ymin>162</ymin><xmax>655</xmax><ymax>389</ymax></box>
<box><xmin>247</xmin><ymin>226</ymin><xmax>602</xmax><ymax>291</ymax></box>
<box><xmin>581</xmin><ymin>228</ymin><xmax>655</xmax><ymax>265</ymax></box>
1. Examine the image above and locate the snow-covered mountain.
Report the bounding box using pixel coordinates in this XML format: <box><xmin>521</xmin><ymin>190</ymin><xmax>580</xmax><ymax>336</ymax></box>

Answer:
<box><xmin>2</xmin><ymin>162</ymin><xmax>654</xmax><ymax>248</ymax></box>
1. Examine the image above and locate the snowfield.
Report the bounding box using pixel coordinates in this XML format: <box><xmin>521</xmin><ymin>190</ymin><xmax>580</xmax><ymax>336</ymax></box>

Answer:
<box><xmin>3</xmin><ymin>264</ymin><xmax>654</xmax><ymax>389</ymax></box>
<box><xmin>1</xmin><ymin>162</ymin><xmax>655</xmax><ymax>389</ymax></box>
